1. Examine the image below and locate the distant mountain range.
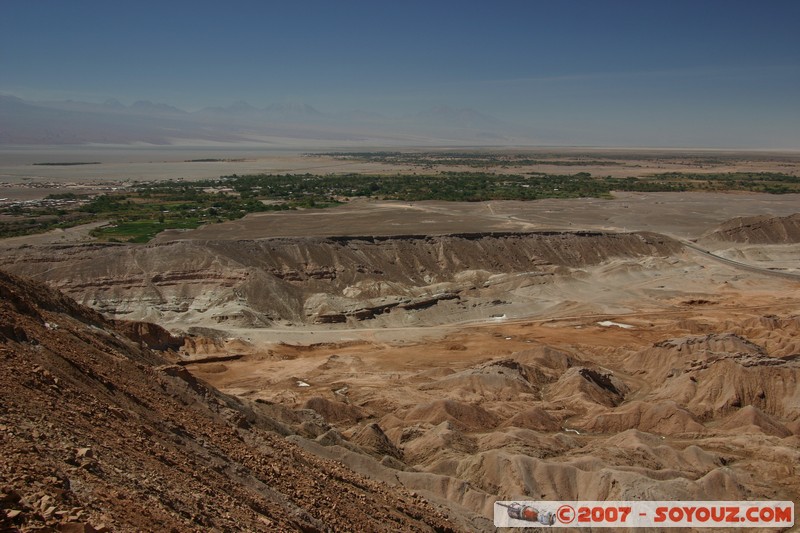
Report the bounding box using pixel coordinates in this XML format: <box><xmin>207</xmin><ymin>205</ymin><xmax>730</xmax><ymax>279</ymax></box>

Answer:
<box><xmin>0</xmin><ymin>94</ymin><xmax>537</xmax><ymax>146</ymax></box>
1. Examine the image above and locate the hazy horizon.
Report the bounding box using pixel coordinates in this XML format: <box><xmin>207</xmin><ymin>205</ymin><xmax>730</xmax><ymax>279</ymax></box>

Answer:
<box><xmin>2</xmin><ymin>0</ymin><xmax>799</xmax><ymax>149</ymax></box>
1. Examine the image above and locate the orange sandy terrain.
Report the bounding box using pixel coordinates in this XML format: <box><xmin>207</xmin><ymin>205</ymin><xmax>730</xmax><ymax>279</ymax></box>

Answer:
<box><xmin>183</xmin><ymin>274</ymin><xmax>800</xmax><ymax>524</ymax></box>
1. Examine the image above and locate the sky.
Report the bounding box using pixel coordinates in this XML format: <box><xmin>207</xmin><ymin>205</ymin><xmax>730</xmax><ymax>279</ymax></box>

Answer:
<box><xmin>1</xmin><ymin>0</ymin><xmax>799</xmax><ymax>148</ymax></box>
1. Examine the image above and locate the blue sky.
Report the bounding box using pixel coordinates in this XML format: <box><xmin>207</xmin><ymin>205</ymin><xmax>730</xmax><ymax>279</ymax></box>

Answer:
<box><xmin>2</xmin><ymin>0</ymin><xmax>799</xmax><ymax>147</ymax></box>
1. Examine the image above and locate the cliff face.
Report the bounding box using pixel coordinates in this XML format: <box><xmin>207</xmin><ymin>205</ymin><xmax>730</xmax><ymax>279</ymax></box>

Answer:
<box><xmin>0</xmin><ymin>270</ymin><xmax>459</xmax><ymax>532</ymax></box>
<box><xmin>0</xmin><ymin>231</ymin><xmax>681</xmax><ymax>327</ymax></box>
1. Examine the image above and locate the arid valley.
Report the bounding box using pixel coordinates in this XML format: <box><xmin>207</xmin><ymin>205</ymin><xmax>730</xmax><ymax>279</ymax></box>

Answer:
<box><xmin>1</xmin><ymin>148</ymin><xmax>799</xmax><ymax>531</ymax></box>
<box><xmin>4</xmin><ymin>1</ymin><xmax>800</xmax><ymax>529</ymax></box>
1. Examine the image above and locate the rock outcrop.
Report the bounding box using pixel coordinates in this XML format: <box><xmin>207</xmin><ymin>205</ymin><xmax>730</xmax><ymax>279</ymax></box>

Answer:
<box><xmin>0</xmin><ymin>231</ymin><xmax>681</xmax><ymax>328</ymax></box>
<box><xmin>0</xmin><ymin>270</ymin><xmax>459</xmax><ymax>532</ymax></box>
<box><xmin>701</xmin><ymin>213</ymin><xmax>800</xmax><ymax>244</ymax></box>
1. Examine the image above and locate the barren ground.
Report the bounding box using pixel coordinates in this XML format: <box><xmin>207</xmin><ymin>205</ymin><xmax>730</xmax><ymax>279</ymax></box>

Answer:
<box><xmin>2</xmin><ymin>151</ymin><xmax>799</xmax><ymax>531</ymax></box>
<box><xmin>154</xmin><ymin>191</ymin><xmax>800</xmax><ymax>241</ymax></box>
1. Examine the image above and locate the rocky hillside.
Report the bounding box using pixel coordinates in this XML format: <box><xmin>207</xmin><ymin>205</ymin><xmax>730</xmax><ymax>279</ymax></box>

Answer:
<box><xmin>0</xmin><ymin>270</ymin><xmax>460</xmax><ymax>532</ymax></box>
<box><xmin>701</xmin><ymin>213</ymin><xmax>800</xmax><ymax>244</ymax></box>
<box><xmin>0</xmin><ymin>231</ymin><xmax>681</xmax><ymax>328</ymax></box>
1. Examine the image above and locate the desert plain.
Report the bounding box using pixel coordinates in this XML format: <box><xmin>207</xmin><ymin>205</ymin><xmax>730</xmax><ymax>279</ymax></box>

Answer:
<box><xmin>2</xmin><ymin>148</ymin><xmax>800</xmax><ymax>531</ymax></box>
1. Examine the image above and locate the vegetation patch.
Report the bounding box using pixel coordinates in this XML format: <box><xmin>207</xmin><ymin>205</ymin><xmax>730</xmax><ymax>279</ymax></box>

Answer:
<box><xmin>2</xmin><ymin>156</ymin><xmax>798</xmax><ymax>242</ymax></box>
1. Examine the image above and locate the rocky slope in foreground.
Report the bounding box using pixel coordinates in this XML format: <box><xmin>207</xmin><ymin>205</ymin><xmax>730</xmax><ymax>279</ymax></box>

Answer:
<box><xmin>0</xmin><ymin>270</ymin><xmax>460</xmax><ymax>532</ymax></box>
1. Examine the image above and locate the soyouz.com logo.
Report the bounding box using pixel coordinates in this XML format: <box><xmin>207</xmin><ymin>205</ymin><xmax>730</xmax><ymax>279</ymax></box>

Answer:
<box><xmin>493</xmin><ymin>501</ymin><xmax>795</xmax><ymax>528</ymax></box>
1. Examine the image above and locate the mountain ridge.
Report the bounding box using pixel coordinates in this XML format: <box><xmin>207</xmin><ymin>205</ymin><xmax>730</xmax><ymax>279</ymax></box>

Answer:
<box><xmin>0</xmin><ymin>93</ymin><xmax>534</xmax><ymax>146</ymax></box>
